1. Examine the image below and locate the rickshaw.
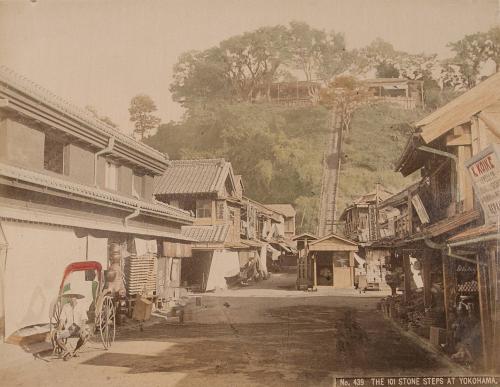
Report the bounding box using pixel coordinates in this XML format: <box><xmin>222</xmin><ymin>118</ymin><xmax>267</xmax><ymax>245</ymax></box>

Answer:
<box><xmin>49</xmin><ymin>261</ymin><xmax>116</xmax><ymax>355</ymax></box>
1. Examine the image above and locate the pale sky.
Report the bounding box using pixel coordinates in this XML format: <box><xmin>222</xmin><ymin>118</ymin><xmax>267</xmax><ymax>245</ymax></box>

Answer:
<box><xmin>0</xmin><ymin>0</ymin><xmax>498</xmax><ymax>135</ymax></box>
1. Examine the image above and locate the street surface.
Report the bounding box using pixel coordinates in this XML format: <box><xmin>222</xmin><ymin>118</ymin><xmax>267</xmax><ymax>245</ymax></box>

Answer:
<box><xmin>1</xmin><ymin>272</ymin><xmax>463</xmax><ymax>387</ymax></box>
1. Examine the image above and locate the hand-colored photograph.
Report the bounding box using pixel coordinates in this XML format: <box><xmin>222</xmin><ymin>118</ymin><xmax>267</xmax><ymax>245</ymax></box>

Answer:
<box><xmin>0</xmin><ymin>1</ymin><xmax>499</xmax><ymax>386</ymax></box>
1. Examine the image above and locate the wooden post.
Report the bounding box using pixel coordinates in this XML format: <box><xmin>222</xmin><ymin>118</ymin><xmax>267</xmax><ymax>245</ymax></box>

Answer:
<box><xmin>490</xmin><ymin>246</ymin><xmax>500</xmax><ymax>373</ymax></box>
<box><xmin>457</xmin><ymin>145</ymin><xmax>474</xmax><ymax>211</ymax></box>
<box><xmin>313</xmin><ymin>253</ymin><xmax>317</xmax><ymax>289</ymax></box>
<box><xmin>442</xmin><ymin>254</ymin><xmax>457</xmax><ymax>331</ymax></box>
<box><xmin>477</xmin><ymin>253</ymin><xmax>493</xmax><ymax>371</ymax></box>
<box><xmin>422</xmin><ymin>254</ymin><xmax>432</xmax><ymax>308</ymax></box>
<box><xmin>407</xmin><ymin>191</ymin><xmax>413</xmax><ymax>235</ymax></box>
<box><xmin>403</xmin><ymin>252</ymin><xmax>412</xmax><ymax>303</ymax></box>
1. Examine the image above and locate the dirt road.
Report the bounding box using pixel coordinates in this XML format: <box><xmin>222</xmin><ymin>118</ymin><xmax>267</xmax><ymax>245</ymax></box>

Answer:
<box><xmin>1</xmin><ymin>273</ymin><xmax>462</xmax><ymax>387</ymax></box>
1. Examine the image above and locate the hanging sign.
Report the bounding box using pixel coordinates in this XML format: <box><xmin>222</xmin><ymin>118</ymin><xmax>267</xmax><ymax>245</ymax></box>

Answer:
<box><xmin>411</xmin><ymin>194</ymin><xmax>430</xmax><ymax>224</ymax></box>
<box><xmin>465</xmin><ymin>143</ymin><xmax>500</xmax><ymax>224</ymax></box>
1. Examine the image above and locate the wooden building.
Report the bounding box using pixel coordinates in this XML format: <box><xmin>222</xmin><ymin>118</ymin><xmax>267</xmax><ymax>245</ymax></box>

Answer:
<box><xmin>382</xmin><ymin>70</ymin><xmax>500</xmax><ymax>371</ymax></box>
<box><xmin>338</xmin><ymin>185</ymin><xmax>392</xmax><ymax>290</ymax></box>
<box><xmin>307</xmin><ymin>234</ymin><xmax>358</xmax><ymax>288</ymax></box>
<box><xmin>154</xmin><ymin>159</ymin><xmax>246</xmax><ymax>291</ymax></box>
<box><xmin>365</xmin><ymin>78</ymin><xmax>424</xmax><ymax>110</ymax></box>
<box><xmin>0</xmin><ymin>66</ymin><xmax>194</xmax><ymax>339</ymax></box>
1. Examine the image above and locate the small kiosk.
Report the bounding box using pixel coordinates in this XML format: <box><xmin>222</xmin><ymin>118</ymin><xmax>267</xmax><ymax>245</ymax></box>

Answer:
<box><xmin>308</xmin><ymin>234</ymin><xmax>359</xmax><ymax>289</ymax></box>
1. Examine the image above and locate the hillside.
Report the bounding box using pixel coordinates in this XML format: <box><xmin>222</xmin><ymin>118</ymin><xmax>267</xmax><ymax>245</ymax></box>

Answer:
<box><xmin>147</xmin><ymin>101</ymin><xmax>427</xmax><ymax>235</ymax></box>
<box><xmin>336</xmin><ymin>103</ymin><xmax>426</xmax><ymax>213</ymax></box>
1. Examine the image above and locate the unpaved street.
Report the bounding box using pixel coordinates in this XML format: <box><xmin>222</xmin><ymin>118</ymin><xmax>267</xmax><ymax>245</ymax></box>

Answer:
<box><xmin>1</xmin><ymin>273</ymin><xmax>462</xmax><ymax>387</ymax></box>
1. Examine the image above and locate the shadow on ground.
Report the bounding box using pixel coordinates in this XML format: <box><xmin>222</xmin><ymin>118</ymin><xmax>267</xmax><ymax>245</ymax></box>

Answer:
<box><xmin>81</xmin><ymin>303</ymin><xmax>449</xmax><ymax>386</ymax></box>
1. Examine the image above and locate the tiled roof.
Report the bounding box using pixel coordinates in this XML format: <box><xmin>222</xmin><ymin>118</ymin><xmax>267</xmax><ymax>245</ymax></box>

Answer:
<box><xmin>266</xmin><ymin>204</ymin><xmax>296</xmax><ymax>218</ymax></box>
<box><xmin>0</xmin><ymin>162</ymin><xmax>193</xmax><ymax>222</ymax></box>
<box><xmin>0</xmin><ymin>66</ymin><xmax>167</xmax><ymax>165</ymax></box>
<box><xmin>181</xmin><ymin>224</ymin><xmax>230</xmax><ymax>244</ymax></box>
<box><xmin>154</xmin><ymin>159</ymin><xmax>231</xmax><ymax>196</ymax></box>
<box><xmin>422</xmin><ymin>210</ymin><xmax>481</xmax><ymax>238</ymax></box>
<box><xmin>447</xmin><ymin>223</ymin><xmax>498</xmax><ymax>243</ymax></box>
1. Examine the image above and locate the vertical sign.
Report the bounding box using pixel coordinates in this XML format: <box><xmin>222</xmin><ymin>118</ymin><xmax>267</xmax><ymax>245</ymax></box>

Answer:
<box><xmin>368</xmin><ymin>204</ymin><xmax>378</xmax><ymax>241</ymax></box>
<box><xmin>465</xmin><ymin>144</ymin><xmax>500</xmax><ymax>224</ymax></box>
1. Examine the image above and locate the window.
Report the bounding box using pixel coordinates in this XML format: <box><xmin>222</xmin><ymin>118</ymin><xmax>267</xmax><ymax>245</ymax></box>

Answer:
<box><xmin>216</xmin><ymin>202</ymin><xmax>225</xmax><ymax>220</ymax></box>
<box><xmin>196</xmin><ymin>200</ymin><xmax>212</xmax><ymax>218</ymax></box>
<box><xmin>132</xmin><ymin>172</ymin><xmax>144</xmax><ymax>198</ymax></box>
<box><xmin>285</xmin><ymin>218</ymin><xmax>294</xmax><ymax>233</ymax></box>
<box><xmin>105</xmin><ymin>161</ymin><xmax>118</xmax><ymax>191</ymax></box>
<box><xmin>44</xmin><ymin>136</ymin><xmax>65</xmax><ymax>174</ymax></box>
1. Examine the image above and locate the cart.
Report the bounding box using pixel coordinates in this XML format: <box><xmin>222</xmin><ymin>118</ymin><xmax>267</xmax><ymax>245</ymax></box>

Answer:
<box><xmin>49</xmin><ymin>261</ymin><xmax>116</xmax><ymax>354</ymax></box>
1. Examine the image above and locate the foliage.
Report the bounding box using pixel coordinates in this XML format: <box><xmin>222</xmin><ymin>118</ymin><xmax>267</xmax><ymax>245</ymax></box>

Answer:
<box><xmin>376</xmin><ymin>62</ymin><xmax>400</xmax><ymax>78</ymax></box>
<box><xmin>336</xmin><ymin>103</ymin><xmax>426</xmax><ymax>213</ymax></box>
<box><xmin>128</xmin><ymin>94</ymin><xmax>162</xmax><ymax>140</ymax></box>
<box><xmin>320</xmin><ymin>76</ymin><xmax>372</xmax><ymax>132</ymax></box>
<box><xmin>171</xmin><ymin>22</ymin><xmax>354</xmax><ymax>109</ymax></box>
<box><xmin>357</xmin><ymin>38</ymin><xmax>438</xmax><ymax>83</ymax></box>
<box><xmin>288</xmin><ymin>21</ymin><xmax>351</xmax><ymax>82</ymax></box>
<box><xmin>146</xmin><ymin>102</ymin><xmax>330</xmax><ymax>233</ymax></box>
<box><xmin>445</xmin><ymin>26</ymin><xmax>500</xmax><ymax>89</ymax></box>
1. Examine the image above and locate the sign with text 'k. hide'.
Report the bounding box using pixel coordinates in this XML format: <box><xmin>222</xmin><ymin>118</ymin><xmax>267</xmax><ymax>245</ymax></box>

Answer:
<box><xmin>465</xmin><ymin>143</ymin><xmax>500</xmax><ymax>224</ymax></box>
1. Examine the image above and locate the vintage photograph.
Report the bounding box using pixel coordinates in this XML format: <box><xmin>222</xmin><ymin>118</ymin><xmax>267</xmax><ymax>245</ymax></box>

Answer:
<box><xmin>0</xmin><ymin>0</ymin><xmax>499</xmax><ymax>386</ymax></box>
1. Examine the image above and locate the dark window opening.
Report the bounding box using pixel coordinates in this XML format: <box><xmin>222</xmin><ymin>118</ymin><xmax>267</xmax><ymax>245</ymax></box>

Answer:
<box><xmin>44</xmin><ymin>136</ymin><xmax>65</xmax><ymax>174</ymax></box>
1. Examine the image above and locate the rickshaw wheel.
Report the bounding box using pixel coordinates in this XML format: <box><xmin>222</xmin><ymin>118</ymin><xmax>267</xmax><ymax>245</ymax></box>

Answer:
<box><xmin>97</xmin><ymin>295</ymin><xmax>116</xmax><ymax>349</ymax></box>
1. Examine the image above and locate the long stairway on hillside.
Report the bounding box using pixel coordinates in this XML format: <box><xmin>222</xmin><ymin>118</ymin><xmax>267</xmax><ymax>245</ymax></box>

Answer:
<box><xmin>317</xmin><ymin>108</ymin><xmax>343</xmax><ymax>237</ymax></box>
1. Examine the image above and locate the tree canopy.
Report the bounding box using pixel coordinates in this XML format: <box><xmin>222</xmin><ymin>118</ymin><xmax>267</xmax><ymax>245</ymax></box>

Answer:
<box><xmin>146</xmin><ymin>22</ymin><xmax>499</xmax><ymax>233</ymax></box>
<box><xmin>128</xmin><ymin>94</ymin><xmax>162</xmax><ymax>140</ymax></box>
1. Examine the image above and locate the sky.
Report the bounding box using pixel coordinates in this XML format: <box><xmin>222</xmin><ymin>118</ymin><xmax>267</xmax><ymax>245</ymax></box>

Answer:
<box><xmin>0</xmin><ymin>0</ymin><xmax>498</xmax><ymax>135</ymax></box>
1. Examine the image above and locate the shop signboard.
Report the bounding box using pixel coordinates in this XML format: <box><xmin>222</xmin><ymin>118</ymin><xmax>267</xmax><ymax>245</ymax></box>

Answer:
<box><xmin>465</xmin><ymin>143</ymin><xmax>500</xmax><ymax>225</ymax></box>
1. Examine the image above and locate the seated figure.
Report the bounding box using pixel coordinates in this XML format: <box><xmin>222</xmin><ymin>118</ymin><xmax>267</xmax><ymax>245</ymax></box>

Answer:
<box><xmin>55</xmin><ymin>293</ymin><xmax>90</xmax><ymax>360</ymax></box>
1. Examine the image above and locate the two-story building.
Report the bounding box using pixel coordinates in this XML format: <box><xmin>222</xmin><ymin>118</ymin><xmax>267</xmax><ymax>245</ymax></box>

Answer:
<box><xmin>338</xmin><ymin>185</ymin><xmax>393</xmax><ymax>290</ymax></box>
<box><xmin>154</xmin><ymin>158</ymin><xmax>253</xmax><ymax>291</ymax></box>
<box><xmin>0</xmin><ymin>67</ymin><xmax>194</xmax><ymax>339</ymax></box>
<box><xmin>380</xmin><ymin>70</ymin><xmax>500</xmax><ymax>372</ymax></box>
<box><xmin>241</xmin><ymin>198</ymin><xmax>297</xmax><ymax>271</ymax></box>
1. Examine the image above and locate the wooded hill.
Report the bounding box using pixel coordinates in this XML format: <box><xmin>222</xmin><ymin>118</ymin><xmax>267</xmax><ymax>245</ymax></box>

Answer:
<box><xmin>146</xmin><ymin>101</ymin><xmax>426</xmax><ymax>234</ymax></box>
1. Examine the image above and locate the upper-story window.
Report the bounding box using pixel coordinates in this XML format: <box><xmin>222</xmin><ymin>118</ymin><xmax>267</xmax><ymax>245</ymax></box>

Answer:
<box><xmin>132</xmin><ymin>172</ymin><xmax>144</xmax><ymax>198</ymax></box>
<box><xmin>196</xmin><ymin>200</ymin><xmax>212</xmax><ymax>219</ymax></box>
<box><xmin>285</xmin><ymin>218</ymin><xmax>294</xmax><ymax>233</ymax></box>
<box><xmin>44</xmin><ymin>136</ymin><xmax>65</xmax><ymax>174</ymax></box>
<box><xmin>216</xmin><ymin>201</ymin><xmax>225</xmax><ymax>220</ymax></box>
<box><xmin>105</xmin><ymin>160</ymin><xmax>118</xmax><ymax>191</ymax></box>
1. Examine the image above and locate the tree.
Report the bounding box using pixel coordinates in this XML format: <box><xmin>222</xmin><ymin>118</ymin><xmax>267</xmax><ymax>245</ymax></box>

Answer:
<box><xmin>288</xmin><ymin>21</ymin><xmax>350</xmax><ymax>83</ymax></box>
<box><xmin>357</xmin><ymin>38</ymin><xmax>438</xmax><ymax>83</ymax></box>
<box><xmin>376</xmin><ymin>61</ymin><xmax>400</xmax><ymax>78</ymax></box>
<box><xmin>128</xmin><ymin>95</ymin><xmax>161</xmax><ymax>140</ymax></box>
<box><xmin>446</xmin><ymin>27</ymin><xmax>500</xmax><ymax>89</ymax></box>
<box><xmin>320</xmin><ymin>76</ymin><xmax>372</xmax><ymax>133</ymax></box>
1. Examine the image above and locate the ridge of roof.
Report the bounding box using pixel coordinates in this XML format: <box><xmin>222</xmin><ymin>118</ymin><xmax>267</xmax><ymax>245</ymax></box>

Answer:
<box><xmin>309</xmin><ymin>232</ymin><xmax>358</xmax><ymax>246</ymax></box>
<box><xmin>0</xmin><ymin>66</ymin><xmax>167</xmax><ymax>164</ymax></box>
<box><xmin>265</xmin><ymin>204</ymin><xmax>296</xmax><ymax>217</ymax></box>
<box><xmin>154</xmin><ymin>158</ymin><xmax>234</xmax><ymax>196</ymax></box>
<box><xmin>169</xmin><ymin>158</ymin><xmax>227</xmax><ymax>165</ymax></box>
